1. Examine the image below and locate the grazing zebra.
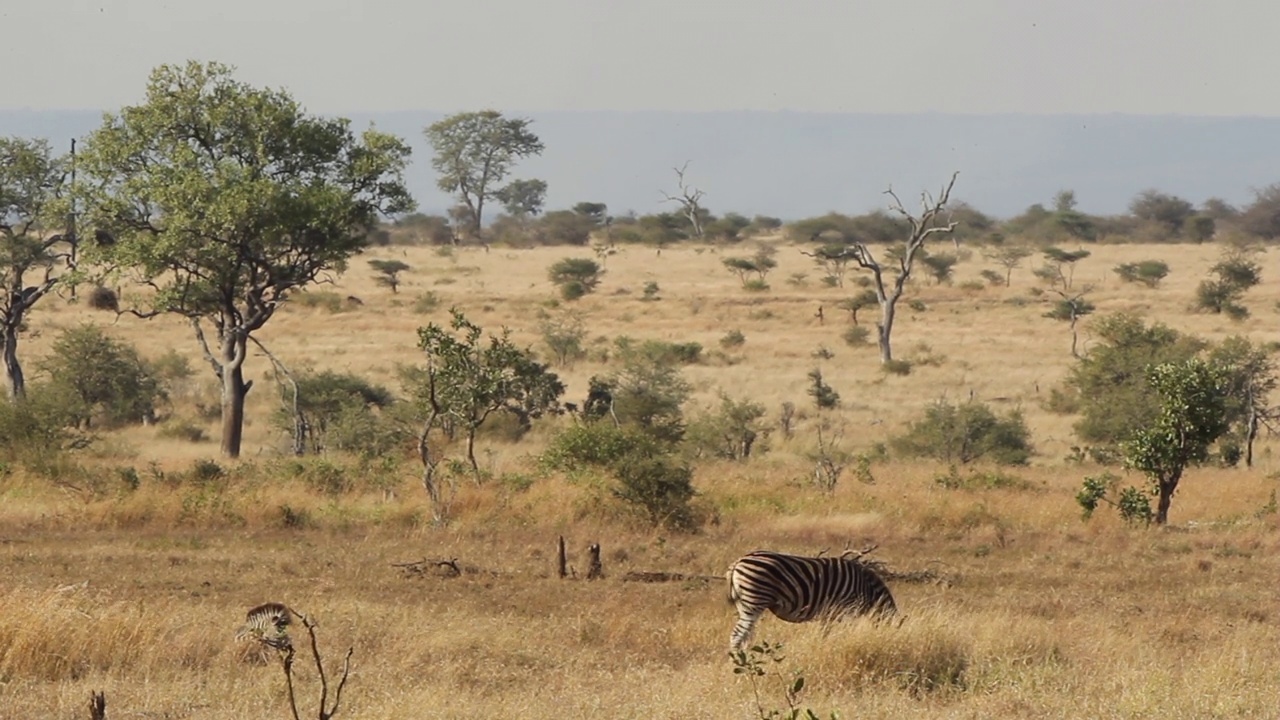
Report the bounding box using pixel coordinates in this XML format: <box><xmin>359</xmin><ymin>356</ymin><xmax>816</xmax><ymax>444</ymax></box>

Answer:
<box><xmin>236</xmin><ymin>602</ymin><xmax>295</xmax><ymax>650</ymax></box>
<box><xmin>726</xmin><ymin>550</ymin><xmax>897</xmax><ymax>651</ymax></box>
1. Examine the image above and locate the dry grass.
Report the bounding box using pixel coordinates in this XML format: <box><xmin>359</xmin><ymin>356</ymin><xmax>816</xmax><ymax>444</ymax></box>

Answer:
<box><xmin>1</xmin><ymin>240</ymin><xmax>1279</xmax><ymax>718</ymax></box>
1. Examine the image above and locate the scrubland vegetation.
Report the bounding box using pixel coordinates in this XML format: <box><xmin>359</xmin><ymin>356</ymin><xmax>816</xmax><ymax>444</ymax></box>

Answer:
<box><xmin>3</xmin><ymin>61</ymin><xmax>1279</xmax><ymax>719</ymax></box>
<box><xmin>1</xmin><ymin>239</ymin><xmax>1278</xmax><ymax>719</ymax></box>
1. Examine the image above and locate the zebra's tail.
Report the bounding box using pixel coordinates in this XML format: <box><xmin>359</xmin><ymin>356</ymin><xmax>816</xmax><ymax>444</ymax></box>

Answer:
<box><xmin>725</xmin><ymin>564</ymin><xmax>741</xmax><ymax>605</ymax></box>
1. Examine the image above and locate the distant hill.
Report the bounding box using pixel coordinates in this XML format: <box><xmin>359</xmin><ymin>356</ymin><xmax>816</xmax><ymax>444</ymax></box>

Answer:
<box><xmin>4</xmin><ymin>109</ymin><xmax>1278</xmax><ymax>220</ymax></box>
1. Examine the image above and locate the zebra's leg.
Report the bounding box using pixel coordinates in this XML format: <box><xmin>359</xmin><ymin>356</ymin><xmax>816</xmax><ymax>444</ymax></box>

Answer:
<box><xmin>730</xmin><ymin>605</ymin><xmax>765</xmax><ymax>652</ymax></box>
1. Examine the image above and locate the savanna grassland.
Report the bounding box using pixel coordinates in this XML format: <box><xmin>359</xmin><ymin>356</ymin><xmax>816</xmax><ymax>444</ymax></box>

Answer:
<box><xmin>1</xmin><ymin>239</ymin><xmax>1278</xmax><ymax>719</ymax></box>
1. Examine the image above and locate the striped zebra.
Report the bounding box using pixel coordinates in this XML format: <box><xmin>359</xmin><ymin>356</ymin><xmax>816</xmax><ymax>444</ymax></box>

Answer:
<box><xmin>236</xmin><ymin>602</ymin><xmax>295</xmax><ymax>650</ymax></box>
<box><xmin>726</xmin><ymin>550</ymin><xmax>897</xmax><ymax>651</ymax></box>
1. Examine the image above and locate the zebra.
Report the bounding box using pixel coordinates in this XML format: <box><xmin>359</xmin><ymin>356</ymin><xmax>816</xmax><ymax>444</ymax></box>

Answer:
<box><xmin>236</xmin><ymin>602</ymin><xmax>295</xmax><ymax>650</ymax></box>
<box><xmin>726</xmin><ymin>549</ymin><xmax>897</xmax><ymax>651</ymax></box>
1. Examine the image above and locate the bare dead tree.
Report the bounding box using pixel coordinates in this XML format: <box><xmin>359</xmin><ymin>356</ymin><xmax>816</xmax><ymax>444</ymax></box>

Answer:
<box><xmin>825</xmin><ymin>172</ymin><xmax>960</xmax><ymax>363</ymax></box>
<box><xmin>661</xmin><ymin>162</ymin><xmax>706</xmax><ymax>240</ymax></box>
<box><xmin>250</xmin><ymin>336</ymin><xmax>305</xmax><ymax>456</ymax></box>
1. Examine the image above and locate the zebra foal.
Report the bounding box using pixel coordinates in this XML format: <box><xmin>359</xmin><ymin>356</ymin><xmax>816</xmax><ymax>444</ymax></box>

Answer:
<box><xmin>726</xmin><ymin>550</ymin><xmax>897</xmax><ymax>651</ymax></box>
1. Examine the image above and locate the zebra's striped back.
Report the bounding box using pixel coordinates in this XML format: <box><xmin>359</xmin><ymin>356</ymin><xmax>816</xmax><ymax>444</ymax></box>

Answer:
<box><xmin>236</xmin><ymin>602</ymin><xmax>294</xmax><ymax>650</ymax></box>
<box><xmin>727</xmin><ymin>550</ymin><xmax>896</xmax><ymax>650</ymax></box>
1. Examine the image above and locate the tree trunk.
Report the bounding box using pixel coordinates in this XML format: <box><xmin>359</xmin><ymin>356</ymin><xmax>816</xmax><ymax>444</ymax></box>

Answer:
<box><xmin>219</xmin><ymin>337</ymin><xmax>251</xmax><ymax>458</ymax></box>
<box><xmin>1</xmin><ymin>323</ymin><xmax>25</xmax><ymax>401</ymax></box>
<box><xmin>466</xmin><ymin>428</ymin><xmax>480</xmax><ymax>482</ymax></box>
<box><xmin>1155</xmin><ymin>478</ymin><xmax>1177</xmax><ymax>525</ymax></box>
<box><xmin>876</xmin><ymin>300</ymin><xmax>897</xmax><ymax>363</ymax></box>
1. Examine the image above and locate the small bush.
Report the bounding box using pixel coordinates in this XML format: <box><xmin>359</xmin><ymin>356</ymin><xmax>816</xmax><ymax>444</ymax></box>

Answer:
<box><xmin>549</xmin><ymin>257</ymin><xmax>604</xmax><ymax>299</ymax></box>
<box><xmin>979</xmin><ymin>269</ymin><xmax>1004</xmax><ymax>287</ymax></box>
<box><xmin>156</xmin><ymin>419</ymin><xmax>207</xmax><ymax>443</ymax></box>
<box><xmin>412</xmin><ymin>292</ymin><xmax>441</xmax><ymax>313</ymax></box>
<box><xmin>907</xmin><ymin>299</ymin><xmax>927</xmax><ymax>312</ymax></box>
<box><xmin>292</xmin><ymin>291</ymin><xmax>346</xmax><ymax>313</ymax></box>
<box><xmin>842</xmin><ymin>326</ymin><xmax>871</xmax><ymax>346</ymax></box>
<box><xmin>40</xmin><ymin>325</ymin><xmax>165</xmax><ymax>429</ymax></box>
<box><xmin>720</xmin><ymin>329</ymin><xmax>746</xmax><ymax>349</ymax></box>
<box><xmin>86</xmin><ymin>285</ymin><xmax>119</xmax><ymax>312</ymax></box>
<box><xmin>743</xmin><ymin>279</ymin><xmax>770</xmax><ymax>292</ymax></box>
<box><xmin>882</xmin><ymin>359</ymin><xmax>913</xmax><ymax>376</ymax></box>
<box><xmin>1114</xmin><ymin>260</ymin><xmax>1170</xmax><ymax>287</ymax></box>
<box><xmin>891</xmin><ymin>399</ymin><xmax>1032</xmax><ymax>465</ymax></box>
<box><xmin>641</xmin><ymin>281</ymin><xmax>660</xmax><ymax>301</ymax></box>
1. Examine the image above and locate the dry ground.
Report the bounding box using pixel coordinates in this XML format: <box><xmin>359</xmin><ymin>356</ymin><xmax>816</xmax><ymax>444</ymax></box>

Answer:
<box><xmin>1</xmin><ymin>239</ymin><xmax>1278</xmax><ymax>719</ymax></box>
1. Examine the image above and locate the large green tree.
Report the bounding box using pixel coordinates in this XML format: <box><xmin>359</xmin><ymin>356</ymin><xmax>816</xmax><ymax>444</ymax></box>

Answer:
<box><xmin>79</xmin><ymin>61</ymin><xmax>414</xmax><ymax>458</ymax></box>
<box><xmin>425</xmin><ymin>111</ymin><xmax>543</xmax><ymax>240</ymax></box>
<box><xmin>0</xmin><ymin>137</ymin><xmax>74</xmax><ymax>400</ymax></box>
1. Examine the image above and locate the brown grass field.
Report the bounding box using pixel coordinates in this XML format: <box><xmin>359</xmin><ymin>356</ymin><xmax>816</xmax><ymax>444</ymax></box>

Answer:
<box><xmin>1</xmin><ymin>239</ymin><xmax>1278</xmax><ymax>719</ymax></box>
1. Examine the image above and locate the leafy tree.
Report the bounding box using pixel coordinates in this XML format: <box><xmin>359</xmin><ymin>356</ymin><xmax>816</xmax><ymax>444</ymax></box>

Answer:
<box><xmin>572</xmin><ymin>202</ymin><xmax>609</xmax><ymax>226</ymax></box>
<box><xmin>39</xmin><ymin>324</ymin><xmax>164</xmax><ymax>428</ymax></box>
<box><xmin>274</xmin><ymin>369</ymin><xmax>396</xmax><ymax>455</ymax></box>
<box><xmin>1207</xmin><ymin>336</ymin><xmax>1278</xmax><ymax>467</ymax></box>
<box><xmin>706</xmin><ymin>212</ymin><xmax>752</xmax><ymax>242</ymax></box>
<box><xmin>411</xmin><ymin>309</ymin><xmax>564</xmax><ymax>480</ymax></box>
<box><xmin>538</xmin><ymin>311</ymin><xmax>587</xmax><ymax>368</ymax></box>
<box><xmin>801</xmin><ymin>243</ymin><xmax>857</xmax><ymax>287</ymax></box>
<box><xmin>1056</xmin><ymin>314</ymin><xmax>1205</xmax><ymax>448</ymax></box>
<box><xmin>919</xmin><ymin>251</ymin><xmax>959</xmax><ymax>285</ymax></box>
<box><xmin>1044</xmin><ymin>290</ymin><xmax>1095</xmax><ymax>358</ymax></box>
<box><xmin>1238</xmin><ymin>183</ymin><xmax>1280</xmax><ymax>239</ymax></box>
<box><xmin>1195</xmin><ymin>249</ymin><xmax>1261</xmax><ymax>320</ymax></box>
<box><xmin>1200</xmin><ymin>198</ymin><xmax>1238</xmax><ymax>222</ymax></box>
<box><xmin>494</xmin><ymin>178</ymin><xmax>547</xmax><ymax>218</ymax></box>
<box><xmin>1041</xmin><ymin>247</ymin><xmax>1091</xmax><ymax>289</ymax></box>
<box><xmin>534</xmin><ymin>210</ymin><xmax>596</xmax><ymax>246</ymax></box>
<box><xmin>685</xmin><ymin>393</ymin><xmax>769</xmax><ymax>461</ymax></box>
<box><xmin>606</xmin><ymin>341</ymin><xmax>692</xmax><ymax>443</ymax></box>
<box><xmin>548</xmin><ymin>257</ymin><xmax>603</xmax><ymax>299</ymax></box>
<box><xmin>425</xmin><ymin>110</ymin><xmax>543</xmax><ymax>239</ymax></box>
<box><xmin>0</xmin><ymin>136</ymin><xmax>75</xmax><ymax>399</ymax></box>
<box><xmin>1129</xmin><ymin>190</ymin><xmax>1195</xmax><ymax>234</ymax></box>
<box><xmin>1053</xmin><ymin>190</ymin><xmax>1097</xmax><ymax>242</ymax></box>
<box><xmin>837</xmin><ymin>289</ymin><xmax>880</xmax><ymax>326</ymax></box>
<box><xmin>1186</xmin><ymin>215</ymin><xmax>1216</xmax><ymax>243</ymax></box>
<box><xmin>890</xmin><ymin>399</ymin><xmax>1032</xmax><ymax>465</ymax></box>
<box><xmin>79</xmin><ymin>61</ymin><xmax>413</xmax><ymax>458</ymax></box>
<box><xmin>368</xmin><ymin>259</ymin><xmax>410</xmax><ymax>293</ymax></box>
<box><xmin>722</xmin><ymin>249</ymin><xmax>777</xmax><ymax>287</ymax></box>
<box><xmin>806</xmin><ymin>368</ymin><xmax>840</xmax><ymax>410</ymax></box>
<box><xmin>982</xmin><ymin>244</ymin><xmax>1034</xmax><ymax>286</ymax></box>
<box><xmin>1123</xmin><ymin>359</ymin><xmax>1229</xmax><ymax>525</ymax></box>
<box><xmin>1114</xmin><ymin>260</ymin><xmax>1169</xmax><ymax>288</ymax></box>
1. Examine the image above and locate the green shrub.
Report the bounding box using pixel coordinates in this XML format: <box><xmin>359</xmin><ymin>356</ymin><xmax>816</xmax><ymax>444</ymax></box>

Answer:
<box><xmin>720</xmin><ymin>329</ymin><xmax>746</xmax><ymax>349</ymax></box>
<box><xmin>683</xmin><ymin>394</ymin><xmax>768</xmax><ymax>461</ymax></box>
<box><xmin>39</xmin><ymin>325</ymin><xmax>165</xmax><ymax>428</ymax></box>
<box><xmin>292</xmin><ymin>290</ymin><xmax>346</xmax><ymax>313</ymax></box>
<box><xmin>882</xmin><ymin>359</ymin><xmax>913</xmax><ymax>376</ymax></box>
<box><xmin>842</xmin><ymin>326</ymin><xmax>871</xmax><ymax>346</ymax></box>
<box><xmin>611</xmin><ymin>453</ymin><xmax>698</xmax><ymax>531</ymax></box>
<box><xmin>412</xmin><ymin>291</ymin><xmax>441</xmax><ymax>313</ymax></box>
<box><xmin>1114</xmin><ymin>260</ymin><xmax>1170</xmax><ymax>287</ymax></box>
<box><xmin>892</xmin><ymin>399</ymin><xmax>1032</xmax><ymax>465</ymax></box>
<box><xmin>549</xmin><ymin>257</ymin><xmax>604</xmax><ymax>299</ymax></box>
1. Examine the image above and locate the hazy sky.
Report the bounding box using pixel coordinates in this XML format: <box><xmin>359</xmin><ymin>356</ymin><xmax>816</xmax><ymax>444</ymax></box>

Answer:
<box><xmin>4</xmin><ymin>0</ymin><xmax>1278</xmax><ymax>115</ymax></box>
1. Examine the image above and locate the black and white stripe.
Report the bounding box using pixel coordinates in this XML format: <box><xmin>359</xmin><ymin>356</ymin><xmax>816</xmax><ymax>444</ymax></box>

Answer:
<box><xmin>236</xmin><ymin>602</ymin><xmax>295</xmax><ymax>650</ymax></box>
<box><xmin>726</xmin><ymin>550</ymin><xmax>897</xmax><ymax>650</ymax></box>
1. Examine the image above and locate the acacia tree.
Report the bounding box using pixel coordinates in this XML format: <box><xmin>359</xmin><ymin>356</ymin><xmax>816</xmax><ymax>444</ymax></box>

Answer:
<box><xmin>79</xmin><ymin>61</ymin><xmax>414</xmax><ymax>458</ymax></box>
<box><xmin>425</xmin><ymin>111</ymin><xmax>543</xmax><ymax>240</ymax></box>
<box><xmin>1044</xmin><ymin>289</ymin><xmax>1095</xmax><ymax>358</ymax></box>
<box><xmin>0</xmin><ymin>137</ymin><xmax>75</xmax><ymax>399</ymax></box>
<box><xmin>982</xmin><ymin>244</ymin><xmax>1034</xmax><ymax>286</ymax></box>
<box><xmin>823</xmin><ymin>172</ymin><xmax>960</xmax><ymax>363</ymax></box>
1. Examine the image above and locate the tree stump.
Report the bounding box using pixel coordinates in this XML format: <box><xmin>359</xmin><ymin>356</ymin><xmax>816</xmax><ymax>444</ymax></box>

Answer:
<box><xmin>88</xmin><ymin>691</ymin><xmax>106</xmax><ymax>720</ymax></box>
<box><xmin>586</xmin><ymin>543</ymin><xmax>603</xmax><ymax>580</ymax></box>
<box><xmin>557</xmin><ymin>536</ymin><xmax>568</xmax><ymax>579</ymax></box>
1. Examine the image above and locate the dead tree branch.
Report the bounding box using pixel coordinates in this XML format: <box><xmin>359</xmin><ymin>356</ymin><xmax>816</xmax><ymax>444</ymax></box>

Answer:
<box><xmin>660</xmin><ymin>161</ymin><xmax>707</xmax><ymax>240</ymax></box>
